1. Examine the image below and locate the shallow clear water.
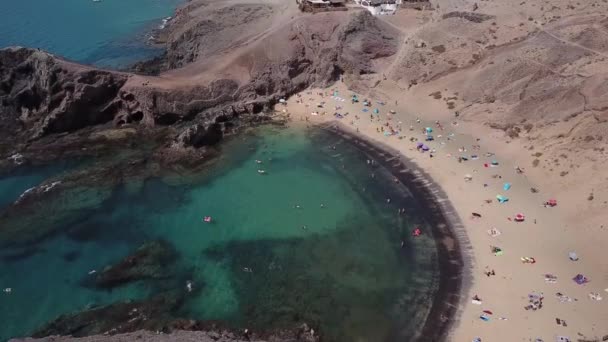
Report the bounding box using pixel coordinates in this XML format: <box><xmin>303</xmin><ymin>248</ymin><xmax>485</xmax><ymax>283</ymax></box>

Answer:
<box><xmin>0</xmin><ymin>0</ymin><xmax>182</xmax><ymax>68</ymax></box>
<box><xmin>0</xmin><ymin>126</ymin><xmax>439</xmax><ymax>341</ymax></box>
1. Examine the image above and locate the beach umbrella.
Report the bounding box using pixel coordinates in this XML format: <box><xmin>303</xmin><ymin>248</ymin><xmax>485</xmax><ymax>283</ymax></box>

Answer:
<box><xmin>373</xmin><ymin>108</ymin><xmax>379</xmax><ymax>114</ymax></box>
<box><xmin>425</xmin><ymin>127</ymin><xmax>433</xmax><ymax>133</ymax></box>
<box><xmin>278</xmin><ymin>99</ymin><xmax>286</xmax><ymax>103</ymax></box>
<box><xmin>421</xmin><ymin>145</ymin><xmax>430</xmax><ymax>151</ymax></box>
<box><xmin>491</xmin><ymin>160</ymin><xmax>499</xmax><ymax>166</ymax></box>
<box><xmin>464</xmin><ymin>174</ymin><xmax>473</xmax><ymax>181</ymax></box>
<box><xmin>496</xmin><ymin>195</ymin><xmax>509</xmax><ymax>203</ymax></box>
<box><xmin>416</xmin><ymin>142</ymin><xmax>424</xmax><ymax>149</ymax></box>
<box><xmin>568</xmin><ymin>251</ymin><xmax>578</xmax><ymax>261</ymax></box>
<box><xmin>573</xmin><ymin>273</ymin><xmax>589</xmax><ymax>285</ymax></box>
<box><xmin>514</xmin><ymin>213</ymin><xmax>525</xmax><ymax>222</ymax></box>
<box><xmin>547</xmin><ymin>199</ymin><xmax>557</xmax><ymax>207</ymax></box>
<box><xmin>390</xmin><ymin>110</ymin><xmax>396</xmax><ymax>114</ymax></box>
<box><xmin>503</xmin><ymin>183</ymin><xmax>511</xmax><ymax>191</ymax></box>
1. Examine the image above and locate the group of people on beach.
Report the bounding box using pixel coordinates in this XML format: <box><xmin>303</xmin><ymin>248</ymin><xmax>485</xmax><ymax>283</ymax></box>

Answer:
<box><xmin>285</xmin><ymin>87</ymin><xmax>606</xmax><ymax>342</ymax></box>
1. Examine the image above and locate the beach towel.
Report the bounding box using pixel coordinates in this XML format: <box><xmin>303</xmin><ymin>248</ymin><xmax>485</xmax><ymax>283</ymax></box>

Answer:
<box><xmin>503</xmin><ymin>183</ymin><xmax>511</xmax><ymax>191</ymax></box>
<box><xmin>487</xmin><ymin>228</ymin><xmax>501</xmax><ymax>237</ymax></box>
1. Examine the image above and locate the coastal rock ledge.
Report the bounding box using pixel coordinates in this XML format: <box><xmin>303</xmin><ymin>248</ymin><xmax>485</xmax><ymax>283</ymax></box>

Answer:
<box><xmin>10</xmin><ymin>327</ymin><xmax>319</xmax><ymax>342</ymax></box>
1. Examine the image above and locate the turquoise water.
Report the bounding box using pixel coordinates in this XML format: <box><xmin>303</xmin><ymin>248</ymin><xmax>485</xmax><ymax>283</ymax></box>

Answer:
<box><xmin>0</xmin><ymin>0</ymin><xmax>182</xmax><ymax>68</ymax></box>
<box><xmin>0</xmin><ymin>126</ymin><xmax>439</xmax><ymax>341</ymax></box>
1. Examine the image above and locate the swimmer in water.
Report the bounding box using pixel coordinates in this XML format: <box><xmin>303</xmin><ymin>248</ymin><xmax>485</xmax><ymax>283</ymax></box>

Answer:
<box><xmin>186</xmin><ymin>281</ymin><xmax>193</xmax><ymax>292</ymax></box>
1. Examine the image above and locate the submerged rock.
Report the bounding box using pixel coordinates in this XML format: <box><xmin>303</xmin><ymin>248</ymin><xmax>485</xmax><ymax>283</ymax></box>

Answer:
<box><xmin>92</xmin><ymin>240</ymin><xmax>177</xmax><ymax>289</ymax></box>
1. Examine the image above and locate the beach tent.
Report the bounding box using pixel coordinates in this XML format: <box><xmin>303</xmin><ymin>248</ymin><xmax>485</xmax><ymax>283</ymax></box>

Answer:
<box><xmin>503</xmin><ymin>183</ymin><xmax>511</xmax><ymax>191</ymax></box>
<box><xmin>573</xmin><ymin>273</ymin><xmax>589</xmax><ymax>285</ymax></box>
<box><xmin>491</xmin><ymin>160</ymin><xmax>499</xmax><ymax>166</ymax></box>
<box><xmin>496</xmin><ymin>195</ymin><xmax>509</xmax><ymax>203</ymax></box>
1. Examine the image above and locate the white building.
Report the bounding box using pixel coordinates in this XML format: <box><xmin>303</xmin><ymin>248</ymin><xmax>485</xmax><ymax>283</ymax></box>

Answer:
<box><xmin>354</xmin><ymin>0</ymin><xmax>402</xmax><ymax>15</ymax></box>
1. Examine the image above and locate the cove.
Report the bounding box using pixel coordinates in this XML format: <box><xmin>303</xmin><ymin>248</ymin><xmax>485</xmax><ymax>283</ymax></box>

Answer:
<box><xmin>0</xmin><ymin>125</ymin><xmax>443</xmax><ymax>341</ymax></box>
<box><xmin>0</xmin><ymin>0</ymin><xmax>183</xmax><ymax>68</ymax></box>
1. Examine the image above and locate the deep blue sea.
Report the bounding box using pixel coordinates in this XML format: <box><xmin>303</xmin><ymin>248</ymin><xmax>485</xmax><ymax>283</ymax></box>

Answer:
<box><xmin>0</xmin><ymin>0</ymin><xmax>182</xmax><ymax>68</ymax></box>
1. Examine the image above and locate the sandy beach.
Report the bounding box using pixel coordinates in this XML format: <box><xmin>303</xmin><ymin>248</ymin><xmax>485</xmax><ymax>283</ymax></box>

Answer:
<box><xmin>282</xmin><ymin>81</ymin><xmax>608</xmax><ymax>341</ymax></box>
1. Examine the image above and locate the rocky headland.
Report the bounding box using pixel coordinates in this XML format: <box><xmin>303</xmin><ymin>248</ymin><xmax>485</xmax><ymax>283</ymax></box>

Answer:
<box><xmin>0</xmin><ymin>0</ymin><xmax>399</xmax><ymax>176</ymax></box>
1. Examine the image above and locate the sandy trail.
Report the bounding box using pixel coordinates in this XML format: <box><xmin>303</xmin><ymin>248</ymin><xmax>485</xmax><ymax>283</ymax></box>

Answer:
<box><xmin>281</xmin><ymin>82</ymin><xmax>608</xmax><ymax>342</ymax></box>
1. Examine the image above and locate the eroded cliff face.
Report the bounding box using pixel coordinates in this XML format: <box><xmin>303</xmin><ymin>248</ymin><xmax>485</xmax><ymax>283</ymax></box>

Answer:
<box><xmin>0</xmin><ymin>49</ymin><xmax>128</xmax><ymax>140</ymax></box>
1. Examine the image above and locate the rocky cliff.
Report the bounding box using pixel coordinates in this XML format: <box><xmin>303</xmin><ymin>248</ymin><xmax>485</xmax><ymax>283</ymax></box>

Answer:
<box><xmin>0</xmin><ymin>5</ymin><xmax>398</xmax><ymax>160</ymax></box>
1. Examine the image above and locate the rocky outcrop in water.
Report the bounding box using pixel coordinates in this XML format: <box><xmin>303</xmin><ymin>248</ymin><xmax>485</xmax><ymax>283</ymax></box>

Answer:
<box><xmin>22</xmin><ymin>290</ymin><xmax>318</xmax><ymax>341</ymax></box>
<box><xmin>13</xmin><ymin>326</ymin><xmax>318</xmax><ymax>342</ymax></box>
<box><xmin>91</xmin><ymin>240</ymin><xmax>177</xmax><ymax>289</ymax></box>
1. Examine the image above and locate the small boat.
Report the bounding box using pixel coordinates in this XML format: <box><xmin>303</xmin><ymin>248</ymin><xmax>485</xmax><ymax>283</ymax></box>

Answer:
<box><xmin>92</xmin><ymin>0</ymin><xmax>102</xmax><ymax>2</ymax></box>
<box><xmin>412</xmin><ymin>228</ymin><xmax>422</xmax><ymax>236</ymax></box>
<box><xmin>203</xmin><ymin>216</ymin><xmax>212</xmax><ymax>223</ymax></box>
<box><xmin>257</xmin><ymin>169</ymin><xmax>266</xmax><ymax>174</ymax></box>
<box><xmin>255</xmin><ymin>160</ymin><xmax>263</xmax><ymax>164</ymax></box>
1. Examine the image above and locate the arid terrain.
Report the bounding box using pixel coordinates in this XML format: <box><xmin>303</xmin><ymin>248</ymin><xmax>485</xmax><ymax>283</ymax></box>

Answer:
<box><xmin>2</xmin><ymin>0</ymin><xmax>608</xmax><ymax>340</ymax></box>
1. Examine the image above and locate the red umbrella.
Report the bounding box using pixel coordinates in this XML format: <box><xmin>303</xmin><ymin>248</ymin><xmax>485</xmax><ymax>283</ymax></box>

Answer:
<box><xmin>547</xmin><ymin>199</ymin><xmax>557</xmax><ymax>207</ymax></box>
<box><xmin>515</xmin><ymin>213</ymin><xmax>525</xmax><ymax>222</ymax></box>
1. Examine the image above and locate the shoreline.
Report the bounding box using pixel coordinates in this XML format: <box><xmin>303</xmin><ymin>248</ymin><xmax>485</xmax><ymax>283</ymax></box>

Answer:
<box><xmin>316</xmin><ymin>121</ymin><xmax>470</xmax><ymax>342</ymax></box>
